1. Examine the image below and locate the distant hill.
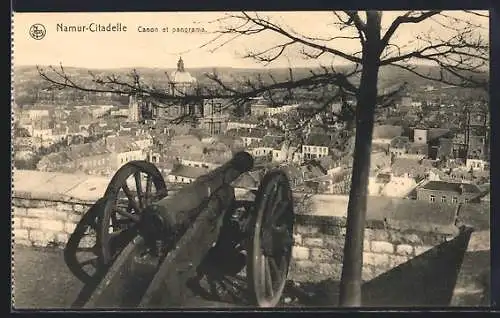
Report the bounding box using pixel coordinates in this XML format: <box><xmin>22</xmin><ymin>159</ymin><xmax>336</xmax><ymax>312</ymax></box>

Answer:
<box><xmin>13</xmin><ymin>64</ymin><xmax>487</xmax><ymax>97</ymax></box>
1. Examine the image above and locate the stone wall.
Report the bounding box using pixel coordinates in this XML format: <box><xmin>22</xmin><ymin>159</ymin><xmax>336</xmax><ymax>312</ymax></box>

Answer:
<box><xmin>11</xmin><ymin>170</ymin><xmax>490</xmax><ymax>304</ymax></box>
<box><xmin>290</xmin><ymin>216</ymin><xmax>446</xmax><ymax>282</ymax></box>
<box><xmin>12</xmin><ymin>197</ymin><xmax>92</xmax><ymax>248</ymax></box>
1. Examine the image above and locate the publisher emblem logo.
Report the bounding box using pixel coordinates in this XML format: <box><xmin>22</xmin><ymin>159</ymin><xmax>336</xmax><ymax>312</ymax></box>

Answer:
<box><xmin>29</xmin><ymin>24</ymin><xmax>46</xmax><ymax>40</ymax></box>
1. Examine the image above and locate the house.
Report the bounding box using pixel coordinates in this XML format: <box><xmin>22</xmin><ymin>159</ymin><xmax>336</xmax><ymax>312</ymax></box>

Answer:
<box><xmin>248</xmin><ymin>141</ymin><xmax>274</xmax><ymax>162</ymax></box>
<box><xmin>206</xmin><ymin>134</ymin><xmax>246</xmax><ymax>154</ymax></box>
<box><xmin>466</xmin><ymin>158</ymin><xmax>489</xmax><ymax>171</ymax></box>
<box><xmin>391</xmin><ymin>158</ymin><xmax>429</xmax><ymax>180</ymax></box>
<box><xmin>226</xmin><ymin>119</ymin><xmax>259</xmax><ymax>131</ymax></box>
<box><xmin>170</xmin><ymin>134</ymin><xmax>203</xmax><ymax>147</ymax></box>
<box><xmin>369</xmin><ymin>172</ymin><xmax>417</xmax><ymax>197</ymax></box>
<box><xmin>443</xmin><ymin>167</ymin><xmax>490</xmax><ymax>184</ymax></box>
<box><xmin>199</xmin><ymin>98</ymin><xmax>231</xmax><ymax>134</ymax></box>
<box><xmin>328</xmin><ymin>168</ymin><xmax>352</xmax><ymax>195</ymax></box>
<box><xmin>272</xmin><ymin>140</ymin><xmax>302</xmax><ymax>164</ymax></box>
<box><xmin>104</xmin><ymin>136</ymin><xmax>145</xmax><ymax>169</ymax></box>
<box><xmin>402</xmin><ymin>143</ymin><xmax>428</xmax><ymax>160</ymax></box>
<box><xmin>24</xmin><ymin>108</ymin><xmax>51</xmax><ymax>120</ymax></box>
<box><xmin>416</xmin><ymin>180</ymin><xmax>483</xmax><ymax>204</ymax></box>
<box><xmin>226</xmin><ymin>128</ymin><xmax>267</xmax><ymax>147</ymax></box>
<box><xmin>167</xmin><ymin>165</ymin><xmax>210</xmax><ymax>184</ymax></box>
<box><xmin>36</xmin><ymin>142</ymin><xmax>112</xmax><ymax>175</ymax></box>
<box><xmin>302</xmin><ymin>134</ymin><xmax>332</xmax><ymax>160</ymax></box>
<box><xmin>179</xmin><ymin>151</ymin><xmax>233</xmax><ymax>170</ymax></box>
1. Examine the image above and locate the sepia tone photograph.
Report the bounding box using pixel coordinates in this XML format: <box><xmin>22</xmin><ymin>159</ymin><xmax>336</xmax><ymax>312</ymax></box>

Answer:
<box><xmin>11</xmin><ymin>10</ymin><xmax>490</xmax><ymax>309</ymax></box>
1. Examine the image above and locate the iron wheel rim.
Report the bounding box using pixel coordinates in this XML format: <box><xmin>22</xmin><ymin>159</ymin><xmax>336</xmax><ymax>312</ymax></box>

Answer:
<box><xmin>98</xmin><ymin>160</ymin><xmax>167</xmax><ymax>264</ymax></box>
<box><xmin>247</xmin><ymin>170</ymin><xmax>294</xmax><ymax>307</ymax></box>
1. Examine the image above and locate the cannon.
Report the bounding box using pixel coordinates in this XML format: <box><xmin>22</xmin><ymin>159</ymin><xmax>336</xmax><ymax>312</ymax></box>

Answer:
<box><xmin>64</xmin><ymin>151</ymin><xmax>295</xmax><ymax>308</ymax></box>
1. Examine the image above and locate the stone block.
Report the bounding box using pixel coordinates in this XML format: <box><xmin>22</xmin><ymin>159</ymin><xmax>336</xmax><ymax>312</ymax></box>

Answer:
<box><xmin>13</xmin><ymin>239</ymin><xmax>32</xmax><ymax>247</ymax></box>
<box><xmin>371</xmin><ymin>241</ymin><xmax>395</xmax><ymax>254</ymax></box>
<box><xmin>21</xmin><ymin>218</ymin><xmax>40</xmax><ymax>229</ymax></box>
<box><xmin>303</xmin><ymin>237</ymin><xmax>323</xmax><ymax>247</ymax></box>
<box><xmin>39</xmin><ymin>219</ymin><xmax>65</xmax><ymax>232</ymax></box>
<box><xmin>372</xmin><ymin>266</ymin><xmax>386</xmax><ymax>278</ymax></box>
<box><xmin>363</xmin><ymin>252</ymin><xmax>390</xmax><ymax>267</ymax></box>
<box><xmin>27</xmin><ymin>208</ymin><xmax>69</xmax><ymax>221</ymax></box>
<box><xmin>295</xmin><ymin>224</ymin><xmax>319</xmax><ymax>235</ymax></box>
<box><xmin>362</xmin><ymin>265</ymin><xmax>376</xmax><ymax>281</ymax></box>
<box><xmin>323</xmin><ymin>234</ymin><xmax>344</xmax><ymax>247</ymax></box>
<box><xmin>56</xmin><ymin>233</ymin><xmax>69</xmax><ymax>244</ymax></box>
<box><xmin>73</xmin><ymin>204</ymin><xmax>91</xmax><ymax>213</ymax></box>
<box><xmin>56</xmin><ymin>202</ymin><xmax>75</xmax><ymax>213</ymax></box>
<box><xmin>389</xmin><ymin>255</ymin><xmax>409</xmax><ymax>267</ymax></box>
<box><xmin>11</xmin><ymin>198</ymin><xmax>25</xmax><ymax>207</ymax></box>
<box><xmin>292</xmin><ymin>246</ymin><xmax>310</xmax><ymax>260</ymax></box>
<box><xmin>12</xmin><ymin>206</ymin><xmax>28</xmax><ymax>216</ymax></box>
<box><xmin>395</xmin><ymin>244</ymin><xmax>414</xmax><ymax>256</ymax></box>
<box><xmin>67</xmin><ymin>212</ymin><xmax>84</xmax><ymax>223</ymax></box>
<box><xmin>64</xmin><ymin>222</ymin><xmax>77</xmax><ymax>234</ymax></box>
<box><xmin>310</xmin><ymin>248</ymin><xmax>334</xmax><ymax>261</ymax></box>
<box><xmin>400</xmin><ymin>233</ymin><xmax>423</xmax><ymax>245</ymax></box>
<box><xmin>414</xmin><ymin>245</ymin><xmax>433</xmax><ymax>256</ymax></box>
<box><xmin>367</xmin><ymin>229</ymin><xmax>390</xmax><ymax>241</ymax></box>
<box><xmin>293</xmin><ymin>233</ymin><xmax>302</xmax><ymax>245</ymax></box>
<box><xmin>292</xmin><ymin>259</ymin><xmax>316</xmax><ymax>272</ymax></box>
<box><xmin>12</xmin><ymin>217</ymin><xmax>22</xmax><ymax>229</ymax></box>
<box><xmin>15</xmin><ymin>199</ymin><xmax>47</xmax><ymax>208</ymax></box>
<box><xmin>29</xmin><ymin>230</ymin><xmax>57</xmax><ymax>247</ymax></box>
<box><xmin>317</xmin><ymin>263</ymin><xmax>342</xmax><ymax>279</ymax></box>
<box><xmin>13</xmin><ymin>228</ymin><xmax>29</xmax><ymax>240</ymax></box>
<box><xmin>363</xmin><ymin>239</ymin><xmax>371</xmax><ymax>252</ymax></box>
<box><xmin>322</xmin><ymin>225</ymin><xmax>344</xmax><ymax>236</ymax></box>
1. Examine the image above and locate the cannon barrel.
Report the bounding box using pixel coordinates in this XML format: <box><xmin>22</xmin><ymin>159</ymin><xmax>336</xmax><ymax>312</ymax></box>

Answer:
<box><xmin>138</xmin><ymin>151</ymin><xmax>254</xmax><ymax>242</ymax></box>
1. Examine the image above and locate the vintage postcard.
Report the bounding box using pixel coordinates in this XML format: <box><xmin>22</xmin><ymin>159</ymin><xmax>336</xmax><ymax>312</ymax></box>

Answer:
<box><xmin>11</xmin><ymin>11</ymin><xmax>490</xmax><ymax>309</ymax></box>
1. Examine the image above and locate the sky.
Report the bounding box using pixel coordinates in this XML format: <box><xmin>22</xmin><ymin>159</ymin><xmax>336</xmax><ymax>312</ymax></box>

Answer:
<box><xmin>12</xmin><ymin>11</ymin><xmax>489</xmax><ymax>69</ymax></box>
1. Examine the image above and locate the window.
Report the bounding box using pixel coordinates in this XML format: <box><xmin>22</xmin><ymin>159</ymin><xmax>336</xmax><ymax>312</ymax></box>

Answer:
<box><xmin>441</xmin><ymin>196</ymin><xmax>446</xmax><ymax>203</ymax></box>
<box><xmin>452</xmin><ymin>197</ymin><xmax>458</xmax><ymax>204</ymax></box>
<box><xmin>430</xmin><ymin>195</ymin><xmax>435</xmax><ymax>202</ymax></box>
<box><xmin>213</xmin><ymin>102</ymin><xmax>222</xmax><ymax>115</ymax></box>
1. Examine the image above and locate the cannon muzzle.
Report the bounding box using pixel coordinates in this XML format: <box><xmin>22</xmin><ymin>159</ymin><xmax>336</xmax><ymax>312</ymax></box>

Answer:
<box><xmin>138</xmin><ymin>151</ymin><xmax>254</xmax><ymax>245</ymax></box>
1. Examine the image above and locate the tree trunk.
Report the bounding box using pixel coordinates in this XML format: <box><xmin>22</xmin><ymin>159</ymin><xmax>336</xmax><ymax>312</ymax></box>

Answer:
<box><xmin>338</xmin><ymin>11</ymin><xmax>382</xmax><ymax>307</ymax></box>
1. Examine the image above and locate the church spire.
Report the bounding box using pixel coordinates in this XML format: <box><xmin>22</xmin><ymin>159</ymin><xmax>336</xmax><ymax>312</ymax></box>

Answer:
<box><xmin>177</xmin><ymin>57</ymin><xmax>185</xmax><ymax>72</ymax></box>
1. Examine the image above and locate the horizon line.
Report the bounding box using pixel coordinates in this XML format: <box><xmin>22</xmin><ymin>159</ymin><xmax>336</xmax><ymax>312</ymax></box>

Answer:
<box><xmin>13</xmin><ymin>62</ymin><xmax>453</xmax><ymax>71</ymax></box>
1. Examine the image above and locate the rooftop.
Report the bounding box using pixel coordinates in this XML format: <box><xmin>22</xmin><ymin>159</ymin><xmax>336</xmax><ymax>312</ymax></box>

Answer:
<box><xmin>421</xmin><ymin>181</ymin><xmax>481</xmax><ymax>194</ymax></box>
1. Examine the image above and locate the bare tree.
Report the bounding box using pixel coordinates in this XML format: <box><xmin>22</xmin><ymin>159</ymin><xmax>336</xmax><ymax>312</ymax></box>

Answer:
<box><xmin>36</xmin><ymin>10</ymin><xmax>488</xmax><ymax>306</ymax></box>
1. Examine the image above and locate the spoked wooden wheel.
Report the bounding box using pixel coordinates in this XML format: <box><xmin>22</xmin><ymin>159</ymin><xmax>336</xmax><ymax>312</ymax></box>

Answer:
<box><xmin>98</xmin><ymin>160</ymin><xmax>168</xmax><ymax>264</ymax></box>
<box><xmin>247</xmin><ymin>170</ymin><xmax>295</xmax><ymax>307</ymax></box>
<box><xmin>64</xmin><ymin>198</ymin><xmax>107</xmax><ymax>284</ymax></box>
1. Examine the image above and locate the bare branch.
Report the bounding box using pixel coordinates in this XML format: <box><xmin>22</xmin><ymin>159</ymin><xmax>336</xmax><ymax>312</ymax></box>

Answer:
<box><xmin>380</xmin><ymin>11</ymin><xmax>442</xmax><ymax>51</ymax></box>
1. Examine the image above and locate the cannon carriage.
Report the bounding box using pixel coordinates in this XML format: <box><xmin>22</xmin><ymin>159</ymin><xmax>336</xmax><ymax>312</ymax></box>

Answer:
<box><xmin>64</xmin><ymin>151</ymin><xmax>295</xmax><ymax>308</ymax></box>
